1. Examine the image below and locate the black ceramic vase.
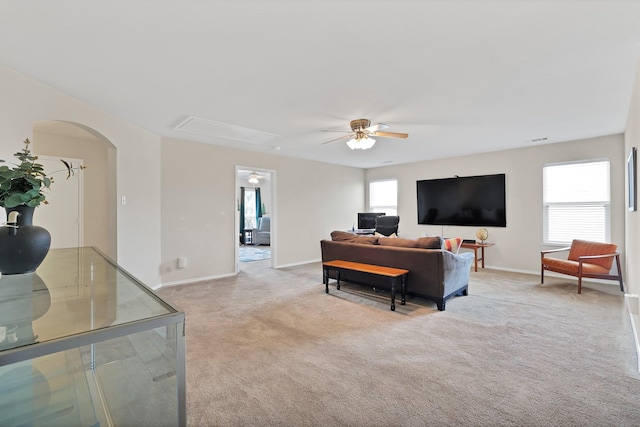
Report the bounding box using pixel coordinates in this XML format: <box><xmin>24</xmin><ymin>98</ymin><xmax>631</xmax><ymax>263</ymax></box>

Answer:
<box><xmin>0</xmin><ymin>205</ymin><xmax>51</xmax><ymax>275</ymax></box>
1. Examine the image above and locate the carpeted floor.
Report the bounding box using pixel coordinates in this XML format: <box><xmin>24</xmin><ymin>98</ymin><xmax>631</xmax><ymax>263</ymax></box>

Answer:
<box><xmin>239</xmin><ymin>245</ymin><xmax>271</xmax><ymax>262</ymax></box>
<box><xmin>158</xmin><ymin>261</ymin><xmax>640</xmax><ymax>426</ymax></box>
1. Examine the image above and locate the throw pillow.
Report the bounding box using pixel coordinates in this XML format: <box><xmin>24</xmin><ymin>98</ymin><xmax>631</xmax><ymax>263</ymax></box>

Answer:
<box><xmin>375</xmin><ymin>231</ymin><xmax>397</xmax><ymax>238</ymax></box>
<box><xmin>443</xmin><ymin>237</ymin><xmax>462</xmax><ymax>253</ymax></box>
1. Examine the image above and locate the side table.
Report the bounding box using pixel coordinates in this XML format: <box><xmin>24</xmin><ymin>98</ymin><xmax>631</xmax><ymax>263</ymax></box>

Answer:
<box><xmin>243</xmin><ymin>228</ymin><xmax>254</xmax><ymax>245</ymax></box>
<box><xmin>460</xmin><ymin>242</ymin><xmax>495</xmax><ymax>272</ymax></box>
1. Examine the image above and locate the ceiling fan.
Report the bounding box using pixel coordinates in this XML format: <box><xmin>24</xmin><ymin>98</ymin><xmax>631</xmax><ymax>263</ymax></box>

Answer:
<box><xmin>322</xmin><ymin>119</ymin><xmax>409</xmax><ymax>150</ymax></box>
<box><xmin>248</xmin><ymin>171</ymin><xmax>265</xmax><ymax>184</ymax></box>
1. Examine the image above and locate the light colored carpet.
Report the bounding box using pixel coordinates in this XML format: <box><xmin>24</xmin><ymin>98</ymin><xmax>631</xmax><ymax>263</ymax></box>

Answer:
<box><xmin>239</xmin><ymin>246</ymin><xmax>271</xmax><ymax>262</ymax></box>
<box><xmin>158</xmin><ymin>260</ymin><xmax>640</xmax><ymax>426</ymax></box>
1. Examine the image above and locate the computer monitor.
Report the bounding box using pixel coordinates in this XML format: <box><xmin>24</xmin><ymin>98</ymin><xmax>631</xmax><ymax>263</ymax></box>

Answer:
<box><xmin>357</xmin><ymin>212</ymin><xmax>386</xmax><ymax>230</ymax></box>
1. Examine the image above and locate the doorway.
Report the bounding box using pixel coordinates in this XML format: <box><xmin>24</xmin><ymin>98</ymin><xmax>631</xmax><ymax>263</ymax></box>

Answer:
<box><xmin>236</xmin><ymin>167</ymin><xmax>275</xmax><ymax>272</ymax></box>
<box><xmin>37</xmin><ymin>156</ymin><xmax>84</xmax><ymax>249</ymax></box>
<box><xmin>33</xmin><ymin>120</ymin><xmax>117</xmax><ymax>259</ymax></box>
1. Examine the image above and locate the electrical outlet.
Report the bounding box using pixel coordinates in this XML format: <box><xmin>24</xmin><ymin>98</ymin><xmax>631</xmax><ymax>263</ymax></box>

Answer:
<box><xmin>177</xmin><ymin>257</ymin><xmax>187</xmax><ymax>269</ymax></box>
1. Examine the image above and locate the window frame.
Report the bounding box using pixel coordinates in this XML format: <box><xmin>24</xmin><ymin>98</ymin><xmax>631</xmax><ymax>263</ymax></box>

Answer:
<box><xmin>542</xmin><ymin>159</ymin><xmax>611</xmax><ymax>245</ymax></box>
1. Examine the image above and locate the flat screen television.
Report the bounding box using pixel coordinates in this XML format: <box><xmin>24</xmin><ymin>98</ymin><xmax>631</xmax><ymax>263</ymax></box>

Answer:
<box><xmin>357</xmin><ymin>212</ymin><xmax>386</xmax><ymax>229</ymax></box>
<box><xmin>417</xmin><ymin>174</ymin><xmax>506</xmax><ymax>227</ymax></box>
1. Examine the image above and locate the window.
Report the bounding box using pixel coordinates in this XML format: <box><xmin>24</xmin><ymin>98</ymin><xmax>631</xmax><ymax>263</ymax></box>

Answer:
<box><xmin>243</xmin><ymin>188</ymin><xmax>256</xmax><ymax>229</ymax></box>
<box><xmin>369</xmin><ymin>179</ymin><xmax>397</xmax><ymax>216</ymax></box>
<box><xmin>543</xmin><ymin>160</ymin><xmax>610</xmax><ymax>244</ymax></box>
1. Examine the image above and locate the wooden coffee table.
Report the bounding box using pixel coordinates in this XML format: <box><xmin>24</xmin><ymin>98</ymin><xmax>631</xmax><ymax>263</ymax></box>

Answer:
<box><xmin>322</xmin><ymin>260</ymin><xmax>408</xmax><ymax>311</ymax></box>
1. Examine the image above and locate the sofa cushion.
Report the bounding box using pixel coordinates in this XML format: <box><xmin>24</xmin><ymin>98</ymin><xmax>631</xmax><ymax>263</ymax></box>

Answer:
<box><xmin>567</xmin><ymin>239</ymin><xmax>617</xmax><ymax>270</ymax></box>
<box><xmin>415</xmin><ymin>236</ymin><xmax>443</xmax><ymax>249</ymax></box>
<box><xmin>378</xmin><ymin>236</ymin><xmax>441</xmax><ymax>249</ymax></box>
<box><xmin>330</xmin><ymin>230</ymin><xmax>378</xmax><ymax>245</ymax></box>
<box><xmin>353</xmin><ymin>235</ymin><xmax>378</xmax><ymax>245</ymax></box>
<box><xmin>331</xmin><ymin>230</ymin><xmax>357</xmax><ymax>242</ymax></box>
<box><xmin>541</xmin><ymin>257</ymin><xmax>611</xmax><ymax>275</ymax></box>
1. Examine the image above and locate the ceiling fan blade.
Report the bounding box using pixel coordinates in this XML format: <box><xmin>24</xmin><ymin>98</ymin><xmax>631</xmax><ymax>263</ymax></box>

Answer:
<box><xmin>371</xmin><ymin>131</ymin><xmax>409</xmax><ymax>139</ymax></box>
<box><xmin>322</xmin><ymin>134</ymin><xmax>353</xmax><ymax>144</ymax></box>
<box><xmin>366</xmin><ymin>123</ymin><xmax>390</xmax><ymax>132</ymax></box>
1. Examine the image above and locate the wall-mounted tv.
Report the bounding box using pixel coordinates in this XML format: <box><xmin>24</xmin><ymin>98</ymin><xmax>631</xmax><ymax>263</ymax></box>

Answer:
<box><xmin>357</xmin><ymin>212</ymin><xmax>386</xmax><ymax>229</ymax></box>
<box><xmin>417</xmin><ymin>174</ymin><xmax>506</xmax><ymax>227</ymax></box>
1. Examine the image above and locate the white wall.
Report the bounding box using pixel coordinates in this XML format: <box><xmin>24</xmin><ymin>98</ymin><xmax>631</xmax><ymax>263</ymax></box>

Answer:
<box><xmin>366</xmin><ymin>134</ymin><xmax>625</xmax><ymax>275</ymax></box>
<box><xmin>625</xmin><ymin>56</ymin><xmax>640</xmax><ymax>360</ymax></box>
<box><xmin>160</xmin><ymin>137</ymin><xmax>364</xmax><ymax>285</ymax></box>
<box><xmin>0</xmin><ymin>65</ymin><xmax>162</xmax><ymax>286</ymax></box>
<box><xmin>2</xmin><ymin>63</ymin><xmax>632</xmax><ymax>297</ymax></box>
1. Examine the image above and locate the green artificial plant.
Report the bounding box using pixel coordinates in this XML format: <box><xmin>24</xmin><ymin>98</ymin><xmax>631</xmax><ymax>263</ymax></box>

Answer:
<box><xmin>0</xmin><ymin>138</ymin><xmax>82</xmax><ymax>208</ymax></box>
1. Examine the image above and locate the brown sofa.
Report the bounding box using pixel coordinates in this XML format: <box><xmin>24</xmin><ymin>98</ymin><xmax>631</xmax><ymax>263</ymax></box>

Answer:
<box><xmin>320</xmin><ymin>232</ymin><xmax>474</xmax><ymax>310</ymax></box>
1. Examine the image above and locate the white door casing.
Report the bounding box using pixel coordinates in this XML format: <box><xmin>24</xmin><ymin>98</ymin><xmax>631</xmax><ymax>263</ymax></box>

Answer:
<box><xmin>36</xmin><ymin>156</ymin><xmax>84</xmax><ymax>249</ymax></box>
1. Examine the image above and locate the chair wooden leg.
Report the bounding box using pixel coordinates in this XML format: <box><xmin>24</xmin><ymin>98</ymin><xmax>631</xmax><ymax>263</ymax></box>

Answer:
<box><xmin>615</xmin><ymin>255</ymin><xmax>624</xmax><ymax>293</ymax></box>
<box><xmin>578</xmin><ymin>275</ymin><xmax>582</xmax><ymax>294</ymax></box>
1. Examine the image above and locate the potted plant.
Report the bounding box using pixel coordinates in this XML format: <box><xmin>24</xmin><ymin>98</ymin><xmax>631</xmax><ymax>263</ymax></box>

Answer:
<box><xmin>0</xmin><ymin>138</ymin><xmax>83</xmax><ymax>275</ymax></box>
<box><xmin>0</xmin><ymin>138</ymin><xmax>81</xmax><ymax>208</ymax></box>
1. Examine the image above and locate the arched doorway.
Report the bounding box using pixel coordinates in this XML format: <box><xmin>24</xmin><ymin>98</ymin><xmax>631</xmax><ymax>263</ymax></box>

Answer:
<box><xmin>32</xmin><ymin>121</ymin><xmax>117</xmax><ymax>259</ymax></box>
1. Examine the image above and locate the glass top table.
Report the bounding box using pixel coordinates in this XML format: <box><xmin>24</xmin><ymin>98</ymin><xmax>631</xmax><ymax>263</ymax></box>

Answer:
<box><xmin>0</xmin><ymin>246</ymin><xmax>184</xmax><ymax>364</ymax></box>
<box><xmin>0</xmin><ymin>247</ymin><xmax>186</xmax><ymax>426</ymax></box>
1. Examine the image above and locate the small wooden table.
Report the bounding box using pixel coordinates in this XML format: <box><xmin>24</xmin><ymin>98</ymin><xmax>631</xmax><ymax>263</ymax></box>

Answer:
<box><xmin>460</xmin><ymin>242</ymin><xmax>495</xmax><ymax>272</ymax></box>
<box><xmin>322</xmin><ymin>260</ymin><xmax>409</xmax><ymax>311</ymax></box>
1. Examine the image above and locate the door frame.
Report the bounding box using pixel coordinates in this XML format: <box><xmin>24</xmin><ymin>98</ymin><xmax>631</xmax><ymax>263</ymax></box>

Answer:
<box><xmin>38</xmin><ymin>155</ymin><xmax>84</xmax><ymax>249</ymax></box>
<box><xmin>235</xmin><ymin>166</ymin><xmax>276</xmax><ymax>273</ymax></box>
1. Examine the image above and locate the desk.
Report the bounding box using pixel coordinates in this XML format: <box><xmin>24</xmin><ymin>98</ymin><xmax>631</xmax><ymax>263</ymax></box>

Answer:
<box><xmin>460</xmin><ymin>242</ymin><xmax>495</xmax><ymax>272</ymax></box>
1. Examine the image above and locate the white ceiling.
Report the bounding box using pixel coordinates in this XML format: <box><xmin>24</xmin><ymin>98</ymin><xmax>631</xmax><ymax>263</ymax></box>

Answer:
<box><xmin>2</xmin><ymin>1</ymin><xmax>640</xmax><ymax>169</ymax></box>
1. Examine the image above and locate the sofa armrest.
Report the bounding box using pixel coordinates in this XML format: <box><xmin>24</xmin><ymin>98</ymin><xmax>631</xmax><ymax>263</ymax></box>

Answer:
<box><xmin>441</xmin><ymin>251</ymin><xmax>474</xmax><ymax>296</ymax></box>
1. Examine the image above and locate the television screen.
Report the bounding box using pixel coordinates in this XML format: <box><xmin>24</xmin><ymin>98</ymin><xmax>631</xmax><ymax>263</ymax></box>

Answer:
<box><xmin>357</xmin><ymin>212</ymin><xmax>386</xmax><ymax>229</ymax></box>
<box><xmin>417</xmin><ymin>174</ymin><xmax>506</xmax><ymax>227</ymax></box>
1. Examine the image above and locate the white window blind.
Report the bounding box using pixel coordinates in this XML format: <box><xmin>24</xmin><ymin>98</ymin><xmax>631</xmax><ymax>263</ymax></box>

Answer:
<box><xmin>543</xmin><ymin>160</ymin><xmax>610</xmax><ymax>244</ymax></box>
<box><xmin>369</xmin><ymin>180</ymin><xmax>397</xmax><ymax>216</ymax></box>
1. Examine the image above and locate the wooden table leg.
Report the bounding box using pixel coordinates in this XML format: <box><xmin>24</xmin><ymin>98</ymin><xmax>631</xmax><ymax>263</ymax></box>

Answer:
<box><xmin>480</xmin><ymin>246</ymin><xmax>485</xmax><ymax>269</ymax></box>
<box><xmin>473</xmin><ymin>247</ymin><xmax>479</xmax><ymax>272</ymax></box>
<box><xmin>390</xmin><ymin>278</ymin><xmax>396</xmax><ymax>311</ymax></box>
<box><xmin>324</xmin><ymin>267</ymin><xmax>329</xmax><ymax>293</ymax></box>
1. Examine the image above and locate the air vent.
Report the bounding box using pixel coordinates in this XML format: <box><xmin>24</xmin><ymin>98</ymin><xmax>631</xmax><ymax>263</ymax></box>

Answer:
<box><xmin>528</xmin><ymin>137</ymin><xmax>549</xmax><ymax>143</ymax></box>
<box><xmin>174</xmin><ymin>116</ymin><xmax>280</xmax><ymax>145</ymax></box>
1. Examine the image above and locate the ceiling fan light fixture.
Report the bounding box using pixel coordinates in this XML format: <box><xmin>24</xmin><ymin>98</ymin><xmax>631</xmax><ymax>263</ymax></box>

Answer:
<box><xmin>248</xmin><ymin>171</ymin><xmax>262</xmax><ymax>184</ymax></box>
<box><xmin>347</xmin><ymin>136</ymin><xmax>376</xmax><ymax>150</ymax></box>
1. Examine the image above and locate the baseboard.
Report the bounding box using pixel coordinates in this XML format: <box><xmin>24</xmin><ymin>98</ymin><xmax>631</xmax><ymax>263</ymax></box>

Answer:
<box><xmin>625</xmin><ymin>294</ymin><xmax>640</xmax><ymax>373</ymax></box>
<box><xmin>275</xmin><ymin>258</ymin><xmax>321</xmax><ymax>269</ymax></box>
<box><xmin>155</xmin><ymin>272</ymin><xmax>237</xmax><ymax>289</ymax></box>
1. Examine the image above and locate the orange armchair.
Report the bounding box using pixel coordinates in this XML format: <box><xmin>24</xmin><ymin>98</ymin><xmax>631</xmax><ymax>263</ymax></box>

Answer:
<box><xmin>541</xmin><ymin>239</ymin><xmax>624</xmax><ymax>294</ymax></box>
